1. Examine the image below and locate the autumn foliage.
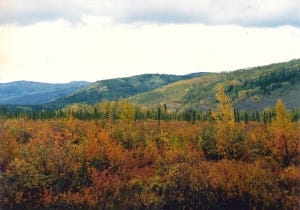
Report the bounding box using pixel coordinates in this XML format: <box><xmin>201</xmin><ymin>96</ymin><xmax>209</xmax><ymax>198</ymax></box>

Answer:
<box><xmin>0</xmin><ymin>87</ymin><xmax>299</xmax><ymax>209</ymax></box>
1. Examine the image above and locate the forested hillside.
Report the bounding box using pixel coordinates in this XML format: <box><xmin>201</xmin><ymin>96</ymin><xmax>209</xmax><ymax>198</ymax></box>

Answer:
<box><xmin>1</xmin><ymin>60</ymin><xmax>298</xmax><ymax>112</ymax></box>
<box><xmin>0</xmin><ymin>81</ymin><xmax>90</xmax><ymax>105</ymax></box>
<box><xmin>130</xmin><ymin>59</ymin><xmax>300</xmax><ymax>111</ymax></box>
<box><xmin>53</xmin><ymin>73</ymin><xmax>209</xmax><ymax>106</ymax></box>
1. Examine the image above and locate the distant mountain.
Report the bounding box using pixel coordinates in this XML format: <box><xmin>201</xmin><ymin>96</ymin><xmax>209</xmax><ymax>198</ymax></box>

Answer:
<box><xmin>53</xmin><ymin>73</ymin><xmax>209</xmax><ymax>106</ymax></box>
<box><xmin>0</xmin><ymin>81</ymin><xmax>90</xmax><ymax>105</ymax></box>
<box><xmin>2</xmin><ymin>59</ymin><xmax>299</xmax><ymax>112</ymax></box>
<box><xmin>129</xmin><ymin>59</ymin><xmax>300</xmax><ymax>111</ymax></box>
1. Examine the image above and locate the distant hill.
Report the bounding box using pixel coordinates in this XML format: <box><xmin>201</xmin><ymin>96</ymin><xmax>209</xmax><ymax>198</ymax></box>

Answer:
<box><xmin>0</xmin><ymin>81</ymin><xmax>90</xmax><ymax>105</ymax></box>
<box><xmin>2</xmin><ymin>59</ymin><xmax>299</xmax><ymax>111</ymax></box>
<box><xmin>129</xmin><ymin>59</ymin><xmax>300</xmax><ymax>111</ymax></box>
<box><xmin>53</xmin><ymin>73</ymin><xmax>209</xmax><ymax>106</ymax></box>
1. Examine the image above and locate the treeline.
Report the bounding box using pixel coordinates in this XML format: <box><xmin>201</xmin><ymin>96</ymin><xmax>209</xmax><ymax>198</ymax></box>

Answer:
<box><xmin>0</xmin><ymin>100</ymin><xmax>299</xmax><ymax>123</ymax></box>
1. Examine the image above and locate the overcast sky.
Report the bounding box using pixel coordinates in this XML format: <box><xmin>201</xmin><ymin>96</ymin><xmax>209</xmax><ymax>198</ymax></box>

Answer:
<box><xmin>0</xmin><ymin>0</ymin><xmax>300</xmax><ymax>83</ymax></box>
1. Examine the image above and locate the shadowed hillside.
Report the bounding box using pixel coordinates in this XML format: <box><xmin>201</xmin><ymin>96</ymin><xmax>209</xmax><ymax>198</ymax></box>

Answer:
<box><xmin>0</xmin><ymin>81</ymin><xmax>90</xmax><ymax>105</ymax></box>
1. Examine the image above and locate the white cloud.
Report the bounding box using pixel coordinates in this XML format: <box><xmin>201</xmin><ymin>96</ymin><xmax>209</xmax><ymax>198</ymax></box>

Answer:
<box><xmin>0</xmin><ymin>17</ymin><xmax>299</xmax><ymax>83</ymax></box>
<box><xmin>0</xmin><ymin>0</ymin><xmax>299</xmax><ymax>26</ymax></box>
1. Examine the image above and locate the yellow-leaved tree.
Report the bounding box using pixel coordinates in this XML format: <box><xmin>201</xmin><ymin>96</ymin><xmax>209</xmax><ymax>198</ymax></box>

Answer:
<box><xmin>211</xmin><ymin>84</ymin><xmax>244</xmax><ymax>159</ymax></box>
<box><xmin>118</xmin><ymin>99</ymin><xmax>136</xmax><ymax>122</ymax></box>
<box><xmin>270</xmin><ymin>99</ymin><xmax>299</xmax><ymax>167</ymax></box>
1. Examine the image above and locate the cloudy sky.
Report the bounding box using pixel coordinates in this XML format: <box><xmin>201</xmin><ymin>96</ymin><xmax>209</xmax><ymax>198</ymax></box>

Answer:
<box><xmin>0</xmin><ymin>0</ymin><xmax>300</xmax><ymax>83</ymax></box>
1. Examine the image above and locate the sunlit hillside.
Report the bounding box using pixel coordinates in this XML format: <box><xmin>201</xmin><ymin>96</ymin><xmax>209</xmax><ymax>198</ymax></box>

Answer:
<box><xmin>130</xmin><ymin>59</ymin><xmax>300</xmax><ymax>111</ymax></box>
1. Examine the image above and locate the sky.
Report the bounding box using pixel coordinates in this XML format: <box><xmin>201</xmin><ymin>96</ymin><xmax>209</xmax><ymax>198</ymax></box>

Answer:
<box><xmin>0</xmin><ymin>0</ymin><xmax>300</xmax><ymax>83</ymax></box>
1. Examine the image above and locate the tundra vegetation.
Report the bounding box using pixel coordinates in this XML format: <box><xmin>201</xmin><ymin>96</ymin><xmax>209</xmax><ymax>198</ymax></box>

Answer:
<box><xmin>0</xmin><ymin>86</ymin><xmax>299</xmax><ymax>209</ymax></box>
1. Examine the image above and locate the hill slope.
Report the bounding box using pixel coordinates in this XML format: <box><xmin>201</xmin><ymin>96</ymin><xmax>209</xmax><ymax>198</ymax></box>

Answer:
<box><xmin>129</xmin><ymin>59</ymin><xmax>300</xmax><ymax>111</ymax></box>
<box><xmin>53</xmin><ymin>73</ymin><xmax>209</xmax><ymax>105</ymax></box>
<box><xmin>0</xmin><ymin>81</ymin><xmax>90</xmax><ymax>105</ymax></box>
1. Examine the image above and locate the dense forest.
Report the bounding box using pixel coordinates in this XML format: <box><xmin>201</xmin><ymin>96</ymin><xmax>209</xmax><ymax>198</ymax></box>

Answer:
<box><xmin>0</xmin><ymin>85</ymin><xmax>299</xmax><ymax>209</ymax></box>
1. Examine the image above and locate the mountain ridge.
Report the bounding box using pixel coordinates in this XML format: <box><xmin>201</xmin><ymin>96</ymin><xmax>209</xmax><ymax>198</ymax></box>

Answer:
<box><xmin>1</xmin><ymin>59</ymin><xmax>299</xmax><ymax>111</ymax></box>
<box><xmin>0</xmin><ymin>81</ymin><xmax>90</xmax><ymax>105</ymax></box>
<box><xmin>52</xmin><ymin>72</ymin><xmax>210</xmax><ymax>106</ymax></box>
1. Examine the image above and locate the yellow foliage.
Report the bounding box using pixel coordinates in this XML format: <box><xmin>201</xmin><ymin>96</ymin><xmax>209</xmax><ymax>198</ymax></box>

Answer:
<box><xmin>211</xmin><ymin>84</ymin><xmax>236</xmax><ymax>158</ymax></box>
